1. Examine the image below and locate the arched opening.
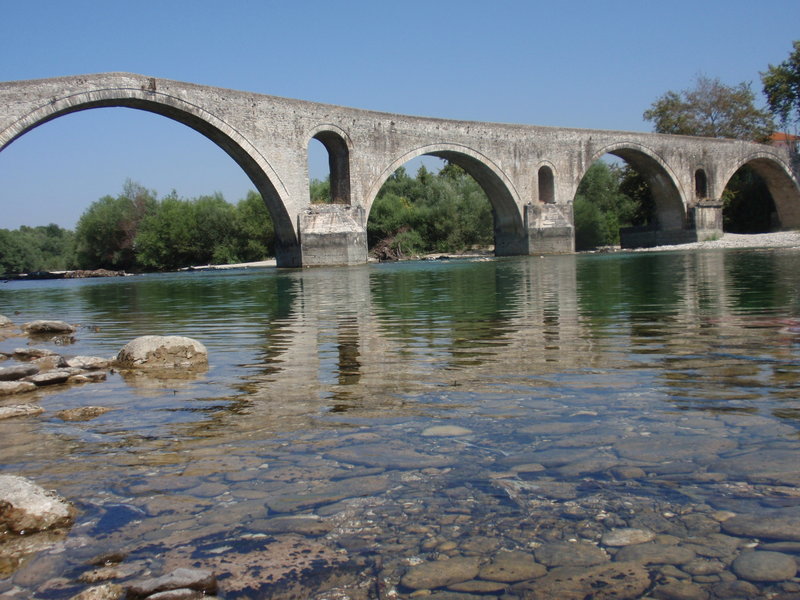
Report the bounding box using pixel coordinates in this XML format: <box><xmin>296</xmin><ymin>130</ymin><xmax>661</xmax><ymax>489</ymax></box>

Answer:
<box><xmin>695</xmin><ymin>169</ymin><xmax>708</xmax><ymax>199</ymax></box>
<box><xmin>366</xmin><ymin>148</ymin><xmax>523</xmax><ymax>260</ymax></box>
<box><xmin>308</xmin><ymin>129</ymin><xmax>351</xmax><ymax>205</ymax></box>
<box><xmin>538</xmin><ymin>165</ymin><xmax>555</xmax><ymax>204</ymax></box>
<box><xmin>721</xmin><ymin>157</ymin><xmax>800</xmax><ymax>233</ymax></box>
<box><xmin>0</xmin><ymin>102</ymin><xmax>285</xmax><ymax>272</ymax></box>
<box><xmin>574</xmin><ymin>146</ymin><xmax>685</xmax><ymax>251</ymax></box>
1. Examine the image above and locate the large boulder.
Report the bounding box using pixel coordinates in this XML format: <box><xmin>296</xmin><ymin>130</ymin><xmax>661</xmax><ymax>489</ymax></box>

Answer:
<box><xmin>116</xmin><ymin>336</ymin><xmax>208</xmax><ymax>370</ymax></box>
<box><xmin>0</xmin><ymin>475</ymin><xmax>76</xmax><ymax>533</ymax></box>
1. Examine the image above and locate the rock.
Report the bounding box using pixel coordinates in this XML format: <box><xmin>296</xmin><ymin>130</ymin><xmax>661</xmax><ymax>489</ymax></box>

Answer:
<box><xmin>614</xmin><ymin>543</ymin><xmax>696</xmax><ymax>565</ymax></box>
<box><xmin>265</xmin><ymin>474</ymin><xmax>390</xmax><ymax>512</ymax></box>
<box><xmin>0</xmin><ymin>364</ymin><xmax>39</xmax><ymax>380</ymax></box>
<box><xmin>116</xmin><ymin>336</ymin><xmax>208</xmax><ymax>370</ymax></box>
<box><xmin>0</xmin><ymin>404</ymin><xmax>43</xmax><ymax>420</ymax></box>
<box><xmin>22</xmin><ymin>320</ymin><xmax>76</xmax><ymax>334</ymax></box>
<box><xmin>710</xmin><ymin>580</ymin><xmax>760</xmax><ymax>599</ymax></box>
<box><xmin>517</xmin><ymin>561</ymin><xmax>650</xmax><ymax>600</ymax></box>
<box><xmin>534</xmin><ymin>541</ymin><xmax>609</xmax><ymax>567</ymax></box>
<box><xmin>24</xmin><ymin>368</ymin><xmax>82</xmax><ymax>386</ymax></box>
<box><xmin>126</xmin><ymin>568</ymin><xmax>217</xmax><ymax>599</ymax></box>
<box><xmin>651</xmin><ymin>580</ymin><xmax>710</xmax><ymax>600</ymax></box>
<box><xmin>0</xmin><ymin>381</ymin><xmax>37</xmax><ymax>396</ymax></box>
<box><xmin>326</xmin><ymin>442</ymin><xmax>454</xmax><ymax>469</ymax></box>
<box><xmin>400</xmin><ymin>556</ymin><xmax>481</xmax><ymax>590</ymax></box>
<box><xmin>448</xmin><ymin>579</ymin><xmax>507</xmax><ymax>593</ymax></box>
<box><xmin>0</xmin><ymin>475</ymin><xmax>75</xmax><ymax>533</ymax></box>
<box><xmin>250</xmin><ymin>515</ymin><xmax>333</xmax><ymax>536</ymax></box>
<box><xmin>722</xmin><ymin>509</ymin><xmax>800</xmax><ymax>541</ymax></box>
<box><xmin>69</xmin><ymin>583</ymin><xmax>125</xmax><ymax>600</ymax></box>
<box><xmin>0</xmin><ymin>315</ymin><xmax>14</xmax><ymax>327</ymax></box>
<box><xmin>68</xmin><ymin>371</ymin><xmax>107</xmax><ymax>384</ymax></box>
<box><xmin>55</xmin><ymin>406</ymin><xmax>113</xmax><ymax>422</ymax></box>
<box><xmin>421</xmin><ymin>425</ymin><xmax>473</xmax><ymax>436</ymax></box>
<box><xmin>66</xmin><ymin>356</ymin><xmax>110</xmax><ymax>370</ymax></box>
<box><xmin>731</xmin><ymin>550</ymin><xmax>797</xmax><ymax>582</ymax></box>
<box><xmin>478</xmin><ymin>550</ymin><xmax>547</xmax><ymax>582</ymax></box>
<box><xmin>13</xmin><ymin>347</ymin><xmax>59</xmax><ymax>360</ymax></box>
<box><xmin>601</xmin><ymin>528</ymin><xmax>656</xmax><ymax>546</ymax></box>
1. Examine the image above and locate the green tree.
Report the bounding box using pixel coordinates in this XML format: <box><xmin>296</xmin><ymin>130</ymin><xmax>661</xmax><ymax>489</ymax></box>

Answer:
<box><xmin>74</xmin><ymin>180</ymin><xmax>156</xmax><ymax>270</ymax></box>
<box><xmin>762</xmin><ymin>41</ymin><xmax>800</xmax><ymax>133</ymax></box>
<box><xmin>762</xmin><ymin>40</ymin><xmax>800</xmax><ymax>174</ymax></box>
<box><xmin>644</xmin><ymin>75</ymin><xmax>774</xmax><ymax>142</ymax></box>
<box><xmin>0</xmin><ymin>224</ymin><xmax>76</xmax><ymax>274</ymax></box>
<box><xmin>233</xmin><ymin>191</ymin><xmax>275</xmax><ymax>261</ymax></box>
<box><xmin>573</xmin><ymin>162</ymin><xmax>636</xmax><ymax>249</ymax></box>
<box><xmin>310</xmin><ymin>177</ymin><xmax>331</xmax><ymax>203</ymax></box>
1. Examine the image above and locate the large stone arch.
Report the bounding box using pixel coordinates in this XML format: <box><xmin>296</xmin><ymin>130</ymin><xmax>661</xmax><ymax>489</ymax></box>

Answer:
<box><xmin>0</xmin><ymin>85</ymin><xmax>300</xmax><ymax>264</ymax></box>
<box><xmin>365</xmin><ymin>143</ymin><xmax>527</xmax><ymax>255</ymax></box>
<box><xmin>586</xmin><ymin>142</ymin><xmax>687</xmax><ymax>230</ymax></box>
<box><xmin>720</xmin><ymin>152</ymin><xmax>800</xmax><ymax>229</ymax></box>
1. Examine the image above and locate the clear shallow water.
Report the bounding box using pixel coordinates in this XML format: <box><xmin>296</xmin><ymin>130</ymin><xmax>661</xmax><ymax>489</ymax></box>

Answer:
<box><xmin>1</xmin><ymin>249</ymin><xmax>799</xmax><ymax>598</ymax></box>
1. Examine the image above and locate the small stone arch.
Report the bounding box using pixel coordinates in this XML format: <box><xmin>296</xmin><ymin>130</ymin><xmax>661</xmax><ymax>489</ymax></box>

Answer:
<box><xmin>307</xmin><ymin>124</ymin><xmax>352</xmax><ymax>205</ymax></box>
<box><xmin>0</xmin><ymin>85</ymin><xmax>299</xmax><ymax>263</ymax></box>
<box><xmin>537</xmin><ymin>164</ymin><xmax>556</xmax><ymax>204</ymax></box>
<box><xmin>366</xmin><ymin>143</ymin><xmax>526</xmax><ymax>255</ymax></box>
<box><xmin>720</xmin><ymin>152</ymin><xmax>800</xmax><ymax>229</ymax></box>
<box><xmin>587</xmin><ymin>142</ymin><xmax>687</xmax><ymax>230</ymax></box>
<box><xmin>694</xmin><ymin>168</ymin><xmax>708</xmax><ymax>200</ymax></box>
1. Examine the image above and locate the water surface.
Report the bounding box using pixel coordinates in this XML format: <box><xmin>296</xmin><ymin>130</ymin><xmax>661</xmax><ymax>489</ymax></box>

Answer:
<box><xmin>1</xmin><ymin>249</ymin><xmax>799</xmax><ymax>598</ymax></box>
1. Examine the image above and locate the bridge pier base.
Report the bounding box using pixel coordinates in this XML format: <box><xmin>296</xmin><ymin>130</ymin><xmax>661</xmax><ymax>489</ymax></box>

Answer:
<box><xmin>298</xmin><ymin>205</ymin><xmax>368</xmax><ymax>267</ymax></box>
<box><xmin>521</xmin><ymin>203</ymin><xmax>575</xmax><ymax>254</ymax></box>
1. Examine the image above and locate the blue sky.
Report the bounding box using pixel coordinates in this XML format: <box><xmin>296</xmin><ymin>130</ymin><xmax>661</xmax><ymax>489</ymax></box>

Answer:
<box><xmin>1</xmin><ymin>0</ymin><xmax>798</xmax><ymax>229</ymax></box>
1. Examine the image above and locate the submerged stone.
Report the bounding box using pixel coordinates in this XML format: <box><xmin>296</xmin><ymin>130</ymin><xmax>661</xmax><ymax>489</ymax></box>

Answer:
<box><xmin>401</xmin><ymin>556</ymin><xmax>481</xmax><ymax>590</ymax></box>
<box><xmin>731</xmin><ymin>550</ymin><xmax>798</xmax><ymax>582</ymax></box>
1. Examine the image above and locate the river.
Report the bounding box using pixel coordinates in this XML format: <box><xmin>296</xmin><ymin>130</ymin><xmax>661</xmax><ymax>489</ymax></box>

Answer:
<box><xmin>1</xmin><ymin>249</ymin><xmax>799</xmax><ymax>598</ymax></box>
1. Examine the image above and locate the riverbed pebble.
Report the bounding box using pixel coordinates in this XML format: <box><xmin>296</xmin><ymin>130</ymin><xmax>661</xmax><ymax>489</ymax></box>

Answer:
<box><xmin>731</xmin><ymin>550</ymin><xmax>798</xmax><ymax>582</ymax></box>
<box><xmin>400</xmin><ymin>556</ymin><xmax>481</xmax><ymax>590</ymax></box>
<box><xmin>126</xmin><ymin>568</ymin><xmax>216</xmax><ymax>599</ymax></box>
<box><xmin>0</xmin><ymin>403</ymin><xmax>44</xmax><ymax>419</ymax></box>
<box><xmin>0</xmin><ymin>381</ymin><xmax>37</xmax><ymax>396</ymax></box>
<box><xmin>601</xmin><ymin>527</ymin><xmax>656</xmax><ymax>546</ymax></box>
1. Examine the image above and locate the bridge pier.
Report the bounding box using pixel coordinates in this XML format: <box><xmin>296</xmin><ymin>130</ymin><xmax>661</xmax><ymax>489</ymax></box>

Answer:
<box><xmin>298</xmin><ymin>205</ymin><xmax>368</xmax><ymax>267</ymax></box>
<box><xmin>619</xmin><ymin>199</ymin><xmax>723</xmax><ymax>249</ymax></box>
<box><xmin>522</xmin><ymin>203</ymin><xmax>575</xmax><ymax>254</ymax></box>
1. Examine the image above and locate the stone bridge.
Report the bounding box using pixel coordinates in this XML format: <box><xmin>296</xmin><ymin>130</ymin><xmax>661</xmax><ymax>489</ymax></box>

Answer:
<box><xmin>1</xmin><ymin>72</ymin><xmax>798</xmax><ymax>267</ymax></box>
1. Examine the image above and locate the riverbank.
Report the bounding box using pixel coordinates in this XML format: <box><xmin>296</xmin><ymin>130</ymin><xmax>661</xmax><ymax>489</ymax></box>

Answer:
<box><xmin>634</xmin><ymin>230</ymin><xmax>800</xmax><ymax>252</ymax></box>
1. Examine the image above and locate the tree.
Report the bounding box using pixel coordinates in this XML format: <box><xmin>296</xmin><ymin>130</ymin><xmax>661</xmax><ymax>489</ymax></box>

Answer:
<box><xmin>762</xmin><ymin>41</ymin><xmax>800</xmax><ymax>133</ymax></box>
<box><xmin>643</xmin><ymin>75</ymin><xmax>774</xmax><ymax>142</ymax></box>
<box><xmin>74</xmin><ymin>180</ymin><xmax>157</xmax><ymax>270</ymax></box>
<box><xmin>762</xmin><ymin>40</ymin><xmax>800</xmax><ymax>174</ymax></box>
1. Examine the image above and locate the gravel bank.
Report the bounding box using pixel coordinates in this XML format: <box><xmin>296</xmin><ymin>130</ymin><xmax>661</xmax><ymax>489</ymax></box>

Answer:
<box><xmin>635</xmin><ymin>230</ymin><xmax>800</xmax><ymax>252</ymax></box>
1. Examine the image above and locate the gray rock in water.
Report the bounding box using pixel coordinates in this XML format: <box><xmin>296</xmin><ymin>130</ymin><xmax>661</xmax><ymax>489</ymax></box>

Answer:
<box><xmin>0</xmin><ymin>475</ymin><xmax>75</xmax><ymax>533</ymax></box>
<box><xmin>731</xmin><ymin>550</ymin><xmax>798</xmax><ymax>582</ymax></box>
<box><xmin>0</xmin><ymin>315</ymin><xmax>14</xmax><ymax>328</ymax></box>
<box><xmin>0</xmin><ymin>404</ymin><xmax>43</xmax><ymax>420</ymax></box>
<box><xmin>126</xmin><ymin>568</ymin><xmax>216</xmax><ymax>599</ymax></box>
<box><xmin>0</xmin><ymin>381</ymin><xmax>37</xmax><ymax>396</ymax></box>
<box><xmin>0</xmin><ymin>364</ymin><xmax>39</xmax><ymax>381</ymax></box>
<box><xmin>22</xmin><ymin>320</ymin><xmax>76</xmax><ymax>334</ymax></box>
<box><xmin>68</xmin><ymin>583</ymin><xmax>125</xmax><ymax>600</ymax></box>
<box><xmin>66</xmin><ymin>356</ymin><xmax>111</xmax><ymax>370</ymax></box>
<box><xmin>116</xmin><ymin>336</ymin><xmax>208</xmax><ymax>370</ymax></box>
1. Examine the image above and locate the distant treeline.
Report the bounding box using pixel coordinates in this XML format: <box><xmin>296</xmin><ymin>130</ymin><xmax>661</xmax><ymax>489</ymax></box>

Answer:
<box><xmin>1</xmin><ymin>180</ymin><xmax>274</xmax><ymax>275</ymax></box>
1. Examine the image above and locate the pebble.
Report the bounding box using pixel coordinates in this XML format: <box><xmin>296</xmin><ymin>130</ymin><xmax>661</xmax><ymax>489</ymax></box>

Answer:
<box><xmin>55</xmin><ymin>407</ymin><xmax>112</xmax><ymax>422</ymax></box>
<box><xmin>731</xmin><ymin>551</ymin><xmax>798</xmax><ymax>582</ymax></box>
<box><xmin>478</xmin><ymin>550</ymin><xmax>546</xmax><ymax>582</ymax></box>
<box><xmin>722</xmin><ymin>509</ymin><xmax>800</xmax><ymax>541</ymax></box>
<box><xmin>601</xmin><ymin>527</ymin><xmax>656</xmax><ymax>546</ymax></box>
<box><xmin>421</xmin><ymin>425</ymin><xmax>472</xmax><ymax>437</ymax></box>
<box><xmin>534</xmin><ymin>541</ymin><xmax>609</xmax><ymax>567</ymax></box>
<box><xmin>400</xmin><ymin>557</ymin><xmax>481</xmax><ymax>590</ymax></box>
<box><xmin>22</xmin><ymin>320</ymin><xmax>76</xmax><ymax>335</ymax></box>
